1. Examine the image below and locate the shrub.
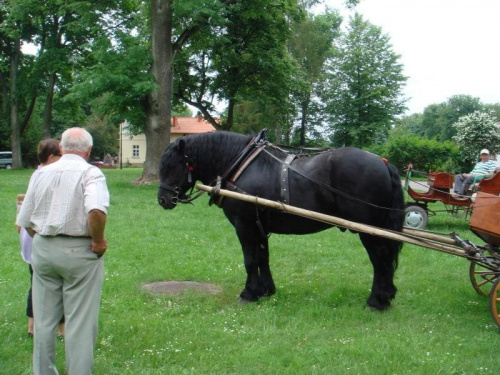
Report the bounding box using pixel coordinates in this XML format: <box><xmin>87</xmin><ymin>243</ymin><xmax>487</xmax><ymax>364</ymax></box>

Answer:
<box><xmin>368</xmin><ymin>135</ymin><xmax>460</xmax><ymax>174</ymax></box>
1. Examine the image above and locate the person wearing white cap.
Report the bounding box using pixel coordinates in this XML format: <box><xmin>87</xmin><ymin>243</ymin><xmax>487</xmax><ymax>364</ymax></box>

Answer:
<box><xmin>453</xmin><ymin>149</ymin><xmax>496</xmax><ymax>195</ymax></box>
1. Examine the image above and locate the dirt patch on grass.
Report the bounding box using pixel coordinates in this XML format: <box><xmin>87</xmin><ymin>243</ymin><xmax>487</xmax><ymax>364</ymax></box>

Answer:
<box><xmin>142</xmin><ymin>281</ymin><xmax>222</xmax><ymax>295</ymax></box>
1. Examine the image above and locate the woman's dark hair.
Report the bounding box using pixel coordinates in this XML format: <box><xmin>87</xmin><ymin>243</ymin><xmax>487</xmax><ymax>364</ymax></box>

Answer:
<box><xmin>37</xmin><ymin>139</ymin><xmax>60</xmax><ymax>164</ymax></box>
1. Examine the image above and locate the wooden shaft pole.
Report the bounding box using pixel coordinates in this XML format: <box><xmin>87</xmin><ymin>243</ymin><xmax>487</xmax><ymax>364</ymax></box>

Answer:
<box><xmin>402</xmin><ymin>228</ymin><xmax>458</xmax><ymax>245</ymax></box>
<box><xmin>196</xmin><ymin>184</ymin><xmax>471</xmax><ymax>259</ymax></box>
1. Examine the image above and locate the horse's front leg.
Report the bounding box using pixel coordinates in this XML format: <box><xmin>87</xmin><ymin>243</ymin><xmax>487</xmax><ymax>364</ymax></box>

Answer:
<box><xmin>256</xmin><ymin>237</ymin><xmax>275</xmax><ymax>297</ymax></box>
<box><xmin>234</xmin><ymin>223</ymin><xmax>275</xmax><ymax>302</ymax></box>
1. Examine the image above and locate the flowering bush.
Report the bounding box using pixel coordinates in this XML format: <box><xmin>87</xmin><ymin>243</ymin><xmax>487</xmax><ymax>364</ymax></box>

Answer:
<box><xmin>452</xmin><ymin>111</ymin><xmax>500</xmax><ymax>167</ymax></box>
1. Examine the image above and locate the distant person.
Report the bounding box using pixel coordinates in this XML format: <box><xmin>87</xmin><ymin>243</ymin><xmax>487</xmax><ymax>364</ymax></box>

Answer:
<box><xmin>15</xmin><ymin>139</ymin><xmax>64</xmax><ymax>338</ymax></box>
<box><xmin>453</xmin><ymin>149</ymin><xmax>496</xmax><ymax>195</ymax></box>
<box><xmin>103</xmin><ymin>153</ymin><xmax>113</xmax><ymax>165</ymax></box>
<box><xmin>16</xmin><ymin>127</ymin><xmax>110</xmax><ymax>375</ymax></box>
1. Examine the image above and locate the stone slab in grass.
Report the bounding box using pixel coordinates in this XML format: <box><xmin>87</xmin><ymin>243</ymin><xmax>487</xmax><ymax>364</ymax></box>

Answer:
<box><xmin>142</xmin><ymin>281</ymin><xmax>222</xmax><ymax>295</ymax></box>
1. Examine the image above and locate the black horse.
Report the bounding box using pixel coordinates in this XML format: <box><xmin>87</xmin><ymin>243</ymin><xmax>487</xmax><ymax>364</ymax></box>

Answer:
<box><xmin>158</xmin><ymin>131</ymin><xmax>404</xmax><ymax>310</ymax></box>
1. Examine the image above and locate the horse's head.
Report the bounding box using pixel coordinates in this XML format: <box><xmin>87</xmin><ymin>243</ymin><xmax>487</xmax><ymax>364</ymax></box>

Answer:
<box><xmin>158</xmin><ymin>138</ymin><xmax>195</xmax><ymax>209</ymax></box>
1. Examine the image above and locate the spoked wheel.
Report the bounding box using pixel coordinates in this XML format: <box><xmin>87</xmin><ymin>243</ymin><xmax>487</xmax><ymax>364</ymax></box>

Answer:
<box><xmin>489</xmin><ymin>276</ymin><xmax>500</xmax><ymax>328</ymax></box>
<box><xmin>470</xmin><ymin>260</ymin><xmax>498</xmax><ymax>295</ymax></box>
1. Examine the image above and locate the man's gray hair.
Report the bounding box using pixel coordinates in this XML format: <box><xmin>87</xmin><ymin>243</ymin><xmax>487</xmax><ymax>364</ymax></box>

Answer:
<box><xmin>61</xmin><ymin>127</ymin><xmax>93</xmax><ymax>152</ymax></box>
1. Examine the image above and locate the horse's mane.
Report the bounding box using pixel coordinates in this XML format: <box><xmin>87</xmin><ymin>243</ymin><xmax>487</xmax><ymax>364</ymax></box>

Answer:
<box><xmin>185</xmin><ymin>131</ymin><xmax>253</xmax><ymax>176</ymax></box>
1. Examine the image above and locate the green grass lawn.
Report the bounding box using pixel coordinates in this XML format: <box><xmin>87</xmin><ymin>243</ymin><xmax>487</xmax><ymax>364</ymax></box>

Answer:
<box><xmin>1</xmin><ymin>168</ymin><xmax>498</xmax><ymax>374</ymax></box>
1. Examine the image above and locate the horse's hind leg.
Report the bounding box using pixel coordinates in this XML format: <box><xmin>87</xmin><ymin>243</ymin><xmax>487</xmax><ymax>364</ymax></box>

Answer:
<box><xmin>360</xmin><ymin>233</ymin><xmax>401</xmax><ymax>310</ymax></box>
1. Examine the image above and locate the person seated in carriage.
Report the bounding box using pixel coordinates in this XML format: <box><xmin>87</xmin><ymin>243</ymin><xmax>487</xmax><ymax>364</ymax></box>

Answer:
<box><xmin>453</xmin><ymin>149</ymin><xmax>497</xmax><ymax>196</ymax></box>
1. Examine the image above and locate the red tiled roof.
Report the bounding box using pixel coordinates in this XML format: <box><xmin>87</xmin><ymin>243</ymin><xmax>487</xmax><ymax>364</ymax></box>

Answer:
<box><xmin>171</xmin><ymin>116</ymin><xmax>216</xmax><ymax>134</ymax></box>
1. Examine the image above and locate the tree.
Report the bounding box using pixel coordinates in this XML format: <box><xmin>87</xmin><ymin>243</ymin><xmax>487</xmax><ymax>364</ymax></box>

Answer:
<box><xmin>452</xmin><ymin>110</ymin><xmax>500</xmax><ymax>168</ymax></box>
<box><xmin>0</xmin><ymin>0</ymin><xmax>121</xmax><ymax>167</ymax></box>
<box><xmin>1</xmin><ymin>0</ymin><xmax>37</xmax><ymax>167</ymax></box>
<box><xmin>390</xmin><ymin>113</ymin><xmax>424</xmax><ymax>138</ymax></box>
<box><xmin>322</xmin><ymin>13</ymin><xmax>407</xmax><ymax>148</ymax></box>
<box><xmin>135</xmin><ymin>0</ymin><xmax>240</xmax><ymax>183</ymax></box>
<box><xmin>421</xmin><ymin>94</ymin><xmax>483</xmax><ymax>141</ymax></box>
<box><xmin>69</xmin><ymin>0</ymin><xmax>295</xmax><ymax>183</ymax></box>
<box><xmin>175</xmin><ymin>0</ymin><xmax>298</xmax><ymax>133</ymax></box>
<box><xmin>288</xmin><ymin>10</ymin><xmax>341</xmax><ymax>146</ymax></box>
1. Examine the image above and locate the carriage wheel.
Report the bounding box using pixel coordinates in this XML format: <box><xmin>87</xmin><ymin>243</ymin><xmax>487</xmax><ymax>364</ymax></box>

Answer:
<box><xmin>489</xmin><ymin>277</ymin><xmax>500</xmax><ymax>328</ymax></box>
<box><xmin>403</xmin><ymin>205</ymin><xmax>428</xmax><ymax>230</ymax></box>
<box><xmin>469</xmin><ymin>261</ymin><xmax>498</xmax><ymax>295</ymax></box>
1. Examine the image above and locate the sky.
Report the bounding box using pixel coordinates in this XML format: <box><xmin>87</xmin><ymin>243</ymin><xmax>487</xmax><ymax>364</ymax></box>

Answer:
<box><xmin>318</xmin><ymin>0</ymin><xmax>500</xmax><ymax>115</ymax></box>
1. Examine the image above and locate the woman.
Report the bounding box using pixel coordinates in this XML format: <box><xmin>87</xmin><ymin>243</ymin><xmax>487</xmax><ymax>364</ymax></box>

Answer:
<box><xmin>16</xmin><ymin>139</ymin><xmax>64</xmax><ymax>337</ymax></box>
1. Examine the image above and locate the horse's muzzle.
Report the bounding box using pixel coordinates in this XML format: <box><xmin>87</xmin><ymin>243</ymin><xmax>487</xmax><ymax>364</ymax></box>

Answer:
<box><xmin>158</xmin><ymin>193</ymin><xmax>176</xmax><ymax>209</ymax></box>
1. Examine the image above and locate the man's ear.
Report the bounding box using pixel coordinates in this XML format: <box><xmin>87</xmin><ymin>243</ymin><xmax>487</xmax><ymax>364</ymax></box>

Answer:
<box><xmin>85</xmin><ymin>146</ymin><xmax>92</xmax><ymax>161</ymax></box>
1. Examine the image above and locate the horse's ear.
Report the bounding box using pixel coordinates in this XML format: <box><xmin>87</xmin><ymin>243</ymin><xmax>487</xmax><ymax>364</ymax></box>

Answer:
<box><xmin>177</xmin><ymin>139</ymin><xmax>186</xmax><ymax>154</ymax></box>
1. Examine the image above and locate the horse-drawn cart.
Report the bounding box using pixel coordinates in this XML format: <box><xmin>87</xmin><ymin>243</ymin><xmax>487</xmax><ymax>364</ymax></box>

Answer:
<box><xmin>403</xmin><ymin>165</ymin><xmax>500</xmax><ymax>230</ymax></box>
<box><xmin>196</xmin><ymin>184</ymin><xmax>500</xmax><ymax>328</ymax></box>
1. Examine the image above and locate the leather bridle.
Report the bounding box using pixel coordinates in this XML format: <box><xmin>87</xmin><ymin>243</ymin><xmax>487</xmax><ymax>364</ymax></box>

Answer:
<box><xmin>158</xmin><ymin>156</ymin><xmax>204</xmax><ymax>205</ymax></box>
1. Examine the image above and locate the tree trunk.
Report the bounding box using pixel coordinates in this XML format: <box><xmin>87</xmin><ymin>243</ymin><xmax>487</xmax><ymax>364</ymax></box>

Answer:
<box><xmin>0</xmin><ymin>71</ymin><xmax>7</xmax><ymax>124</ymax></box>
<box><xmin>299</xmin><ymin>96</ymin><xmax>309</xmax><ymax>147</ymax></box>
<box><xmin>134</xmin><ymin>0</ymin><xmax>173</xmax><ymax>184</ymax></box>
<box><xmin>9</xmin><ymin>37</ymin><xmax>22</xmax><ymax>169</ymax></box>
<box><xmin>223</xmin><ymin>97</ymin><xmax>235</xmax><ymax>131</ymax></box>
<box><xmin>275</xmin><ymin>123</ymin><xmax>282</xmax><ymax>144</ymax></box>
<box><xmin>43</xmin><ymin>72</ymin><xmax>57</xmax><ymax>139</ymax></box>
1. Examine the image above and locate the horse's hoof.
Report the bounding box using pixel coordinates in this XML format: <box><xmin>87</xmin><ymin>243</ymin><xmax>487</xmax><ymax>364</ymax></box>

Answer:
<box><xmin>239</xmin><ymin>289</ymin><xmax>259</xmax><ymax>302</ymax></box>
<box><xmin>367</xmin><ymin>295</ymin><xmax>391</xmax><ymax>311</ymax></box>
<box><xmin>261</xmin><ymin>289</ymin><xmax>276</xmax><ymax>297</ymax></box>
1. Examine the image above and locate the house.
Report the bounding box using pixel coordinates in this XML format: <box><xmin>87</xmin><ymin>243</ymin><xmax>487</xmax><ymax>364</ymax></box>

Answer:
<box><xmin>120</xmin><ymin>116</ymin><xmax>216</xmax><ymax>166</ymax></box>
<box><xmin>495</xmin><ymin>122</ymin><xmax>500</xmax><ymax>168</ymax></box>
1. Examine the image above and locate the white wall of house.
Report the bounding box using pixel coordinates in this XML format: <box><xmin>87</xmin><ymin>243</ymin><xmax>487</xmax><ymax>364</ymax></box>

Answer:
<box><xmin>119</xmin><ymin>118</ymin><xmax>215</xmax><ymax>167</ymax></box>
<box><xmin>120</xmin><ymin>131</ymin><xmax>184</xmax><ymax>167</ymax></box>
<box><xmin>121</xmin><ymin>132</ymin><xmax>146</xmax><ymax>166</ymax></box>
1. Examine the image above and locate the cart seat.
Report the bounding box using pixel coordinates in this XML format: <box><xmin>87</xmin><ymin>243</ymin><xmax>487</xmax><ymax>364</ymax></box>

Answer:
<box><xmin>471</xmin><ymin>171</ymin><xmax>500</xmax><ymax>195</ymax></box>
<box><xmin>428</xmin><ymin>172</ymin><xmax>453</xmax><ymax>190</ymax></box>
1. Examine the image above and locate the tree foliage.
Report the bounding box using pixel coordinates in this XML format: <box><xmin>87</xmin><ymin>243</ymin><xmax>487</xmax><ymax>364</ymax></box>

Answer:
<box><xmin>420</xmin><ymin>94</ymin><xmax>483</xmax><ymax>141</ymax></box>
<box><xmin>322</xmin><ymin>13</ymin><xmax>407</xmax><ymax>148</ymax></box>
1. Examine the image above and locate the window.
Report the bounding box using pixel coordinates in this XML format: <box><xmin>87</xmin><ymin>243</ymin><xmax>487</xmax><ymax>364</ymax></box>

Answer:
<box><xmin>132</xmin><ymin>145</ymin><xmax>139</xmax><ymax>158</ymax></box>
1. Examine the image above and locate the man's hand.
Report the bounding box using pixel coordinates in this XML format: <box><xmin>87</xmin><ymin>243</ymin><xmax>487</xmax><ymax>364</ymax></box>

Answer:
<box><xmin>92</xmin><ymin>239</ymin><xmax>108</xmax><ymax>256</ymax></box>
<box><xmin>88</xmin><ymin>209</ymin><xmax>107</xmax><ymax>257</ymax></box>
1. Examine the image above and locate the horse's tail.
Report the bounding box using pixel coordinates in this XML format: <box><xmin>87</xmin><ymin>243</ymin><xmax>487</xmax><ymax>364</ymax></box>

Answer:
<box><xmin>385</xmin><ymin>161</ymin><xmax>405</xmax><ymax>268</ymax></box>
<box><xmin>386</xmin><ymin>162</ymin><xmax>405</xmax><ymax>232</ymax></box>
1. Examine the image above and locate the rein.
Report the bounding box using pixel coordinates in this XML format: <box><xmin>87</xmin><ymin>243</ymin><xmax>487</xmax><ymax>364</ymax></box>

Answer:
<box><xmin>158</xmin><ymin>182</ymin><xmax>205</xmax><ymax>205</ymax></box>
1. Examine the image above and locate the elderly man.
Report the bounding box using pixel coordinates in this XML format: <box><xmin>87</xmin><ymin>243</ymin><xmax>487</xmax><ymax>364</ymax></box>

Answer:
<box><xmin>17</xmin><ymin>127</ymin><xmax>110</xmax><ymax>375</ymax></box>
<box><xmin>454</xmin><ymin>149</ymin><xmax>496</xmax><ymax>196</ymax></box>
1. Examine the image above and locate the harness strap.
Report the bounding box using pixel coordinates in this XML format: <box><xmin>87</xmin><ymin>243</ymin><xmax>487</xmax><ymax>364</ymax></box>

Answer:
<box><xmin>209</xmin><ymin>129</ymin><xmax>267</xmax><ymax>206</ymax></box>
<box><xmin>280</xmin><ymin>154</ymin><xmax>296</xmax><ymax>204</ymax></box>
<box><xmin>218</xmin><ymin>129</ymin><xmax>267</xmax><ymax>189</ymax></box>
<box><xmin>228</xmin><ymin>144</ymin><xmax>266</xmax><ymax>184</ymax></box>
